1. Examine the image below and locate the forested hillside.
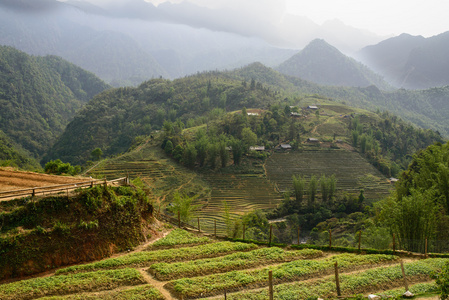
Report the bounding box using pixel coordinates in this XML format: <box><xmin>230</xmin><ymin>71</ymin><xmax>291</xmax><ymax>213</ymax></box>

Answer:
<box><xmin>45</xmin><ymin>70</ymin><xmax>442</xmax><ymax>180</ymax></box>
<box><xmin>44</xmin><ymin>74</ymin><xmax>279</xmax><ymax>165</ymax></box>
<box><xmin>230</xmin><ymin>63</ymin><xmax>449</xmax><ymax>137</ymax></box>
<box><xmin>0</xmin><ymin>130</ymin><xmax>40</xmax><ymax>170</ymax></box>
<box><xmin>0</xmin><ymin>46</ymin><xmax>110</xmax><ymax>161</ymax></box>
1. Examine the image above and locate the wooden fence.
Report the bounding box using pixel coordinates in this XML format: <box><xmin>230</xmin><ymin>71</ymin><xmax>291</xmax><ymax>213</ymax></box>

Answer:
<box><xmin>0</xmin><ymin>177</ymin><xmax>128</xmax><ymax>201</ymax></box>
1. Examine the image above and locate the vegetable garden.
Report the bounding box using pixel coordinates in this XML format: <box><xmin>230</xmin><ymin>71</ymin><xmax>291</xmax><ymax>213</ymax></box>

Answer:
<box><xmin>1</xmin><ymin>228</ymin><xmax>446</xmax><ymax>299</ymax></box>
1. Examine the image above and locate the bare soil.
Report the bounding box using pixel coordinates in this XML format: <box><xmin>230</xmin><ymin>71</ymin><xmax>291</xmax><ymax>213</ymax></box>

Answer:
<box><xmin>0</xmin><ymin>168</ymin><xmax>86</xmax><ymax>192</ymax></box>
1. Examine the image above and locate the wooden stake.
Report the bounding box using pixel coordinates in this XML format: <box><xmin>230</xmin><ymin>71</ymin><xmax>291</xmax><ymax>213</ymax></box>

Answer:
<box><xmin>400</xmin><ymin>260</ymin><xmax>409</xmax><ymax>291</ymax></box>
<box><xmin>358</xmin><ymin>230</ymin><xmax>362</xmax><ymax>251</ymax></box>
<box><xmin>214</xmin><ymin>220</ymin><xmax>217</xmax><ymax>237</ymax></box>
<box><xmin>178</xmin><ymin>211</ymin><xmax>181</xmax><ymax>228</ymax></box>
<box><xmin>268</xmin><ymin>270</ymin><xmax>274</xmax><ymax>300</ymax></box>
<box><xmin>425</xmin><ymin>237</ymin><xmax>428</xmax><ymax>257</ymax></box>
<box><xmin>329</xmin><ymin>229</ymin><xmax>332</xmax><ymax>249</ymax></box>
<box><xmin>269</xmin><ymin>224</ymin><xmax>272</xmax><ymax>246</ymax></box>
<box><xmin>224</xmin><ymin>290</ymin><xmax>227</xmax><ymax>300</ymax></box>
<box><xmin>393</xmin><ymin>233</ymin><xmax>396</xmax><ymax>253</ymax></box>
<box><xmin>197</xmin><ymin>217</ymin><xmax>200</xmax><ymax>232</ymax></box>
<box><xmin>334</xmin><ymin>262</ymin><xmax>341</xmax><ymax>296</ymax></box>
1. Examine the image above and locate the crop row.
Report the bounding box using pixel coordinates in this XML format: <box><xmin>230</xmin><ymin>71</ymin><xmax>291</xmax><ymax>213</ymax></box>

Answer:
<box><xmin>0</xmin><ymin>268</ymin><xmax>145</xmax><ymax>300</ymax></box>
<box><xmin>148</xmin><ymin>228</ymin><xmax>212</xmax><ymax>249</ymax></box>
<box><xmin>148</xmin><ymin>248</ymin><xmax>324</xmax><ymax>281</ymax></box>
<box><xmin>56</xmin><ymin>242</ymin><xmax>258</xmax><ymax>275</ymax></box>
<box><xmin>165</xmin><ymin>253</ymin><xmax>399</xmax><ymax>298</ymax></box>
<box><xmin>37</xmin><ymin>285</ymin><xmax>164</xmax><ymax>300</ymax></box>
<box><xmin>220</xmin><ymin>258</ymin><xmax>447</xmax><ymax>300</ymax></box>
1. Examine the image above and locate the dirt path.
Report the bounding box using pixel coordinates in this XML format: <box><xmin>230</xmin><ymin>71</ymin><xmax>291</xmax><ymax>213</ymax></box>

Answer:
<box><xmin>138</xmin><ymin>268</ymin><xmax>174</xmax><ymax>300</ymax></box>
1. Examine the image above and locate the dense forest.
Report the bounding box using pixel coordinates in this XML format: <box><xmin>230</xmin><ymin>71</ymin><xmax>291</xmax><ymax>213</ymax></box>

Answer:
<box><xmin>0</xmin><ymin>46</ymin><xmax>110</xmax><ymax>162</ymax></box>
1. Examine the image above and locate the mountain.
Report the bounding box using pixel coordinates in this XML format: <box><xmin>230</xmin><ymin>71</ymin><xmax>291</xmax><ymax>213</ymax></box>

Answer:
<box><xmin>0</xmin><ymin>0</ymin><xmax>387</xmax><ymax>85</ymax></box>
<box><xmin>277</xmin><ymin>39</ymin><xmax>390</xmax><ymax>89</ymax></box>
<box><xmin>356</xmin><ymin>32</ymin><xmax>449</xmax><ymax>89</ymax></box>
<box><xmin>0</xmin><ymin>4</ymin><xmax>168</xmax><ymax>86</ymax></box>
<box><xmin>0</xmin><ymin>46</ymin><xmax>110</xmax><ymax>160</ymax></box>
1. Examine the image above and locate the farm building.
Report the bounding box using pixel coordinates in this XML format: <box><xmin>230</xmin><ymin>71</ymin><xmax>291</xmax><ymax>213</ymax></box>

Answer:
<box><xmin>307</xmin><ymin>138</ymin><xmax>319</xmax><ymax>143</ymax></box>
<box><xmin>276</xmin><ymin>144</ymin><xmax>292</xmax><ymax>151</ymax></box>
<box><xmin>307</xmin><ymin>105</ymin><xmax>319</xmax><ymax>110</ymax></box>
<box><xmin>249</xmin><ymin>146</ymin><xmax>265</xmax><ymax>151</ymax></box>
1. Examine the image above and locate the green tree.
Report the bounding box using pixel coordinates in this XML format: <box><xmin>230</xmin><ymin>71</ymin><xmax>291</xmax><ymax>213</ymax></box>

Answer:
<box><xmin>292</xmin><ymin>174</ymin><xmax>305</xmax><ymax>209</ymax></box>
<box><xmin>195</xmin><ymin>136</ymin><xmax>209</xmax><ymax>167</ymax></box>
<box><xmin>91</xmin><ymin>148</ymin><xmax>103</xmax><ymax>161</ymax></box>
<box><xmin>182</xmin><ymin>143</ymin><xmax>197</xmax><ymax>168</ymax></box>
<box><xmin>170</xmin><ymin>191</ymin><xmax>199</xmax><ymax>223</ymax></box>
<box><xmin>207</xmin><ymin>142</ymin><xmax>218</xmax><ymax>169</ymax></box>
<box><xmin>381</xmin><ymin>189</ymin><xmax>439</xmax><ymax>252</ymax></box>
<box><xmin>308</xmin><ymin>175</ymin><xmax>318</xmax><ymax>209</ymax></box>
<box><xmin>231</xmin><ymin>139</ymin><xmax>244</xmax><ymax>165</ymax></box>
<box><xmin>218</xmin><ymin>141</ymin><xmax>229</xmax><ymax>168</ymax></box>
<box><xmin>433</xmin><ymin>261</ymin><xmax>449</xmax><ymax>300</ymax></box>
<box><xmin>241</xmin><ymin>127</ymin><xmax>257</xmax><ymax>149</ymax></box>
<box><xmin>164</xmin><ymin>140</ymin><xmax>174</xmax><ymax>155</ymax></box>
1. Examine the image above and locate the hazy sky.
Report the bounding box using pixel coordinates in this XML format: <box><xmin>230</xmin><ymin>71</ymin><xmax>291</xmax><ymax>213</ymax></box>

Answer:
<box><xmin>137</xmin><ymin>0</ymin><xmax>449</xmax><ymax>37</ymax></box>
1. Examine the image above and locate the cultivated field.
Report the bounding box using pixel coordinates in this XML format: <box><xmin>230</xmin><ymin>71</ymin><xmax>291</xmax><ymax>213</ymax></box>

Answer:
<box><xmin>86</xmin><ymin>141</ymin><xmax>282</xmax><ymax>235</ymax></box>
<box><xmin>265</xmin><ymin>148</ymin><xmax>392</xmax><ymax>200</ymax></box>
<box><xmin>0</xmin><ymin>228</ymin><xmax>443</xmax><ymax>300</ymax></box>
<box><xmin>0</xmin><ymin>168</ymin><xmax>86</xmax><ymax>192</ymax></box>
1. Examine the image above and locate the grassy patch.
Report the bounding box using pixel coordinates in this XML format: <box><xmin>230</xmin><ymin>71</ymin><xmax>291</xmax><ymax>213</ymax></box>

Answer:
<box><xmin>0</xmin><ymin>268</ymin><xmax>145</xmax><ymax>300</ymax></box>
<box><xmin>37</xmin><ymin>284</ymin><xmax>164</xmax><ymax>300</ymax></box>
<box><xmin>56</xmin><ymin>242</ymin><xmax>258</xmax><ymax>274</ymax></box>
<box><xmin>148</xmin><ymin>228</ymin><xmax>212</xmax><ymax>249</ymax></box>
<box><xmin>149</xmin><ymin>247</ymin><xmax>323</xmax><ymax>281</ymax></box>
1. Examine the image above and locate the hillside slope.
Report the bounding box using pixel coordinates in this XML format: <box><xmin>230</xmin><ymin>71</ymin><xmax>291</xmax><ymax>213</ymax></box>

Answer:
<box><xmin>0</xmin><ymin>46</ymin><xmax>110</xmax><ymax>159</ymax></box>
<box><xmin>357</xmin><ymin>32</ymin><xmax>449</xmax><ymax>89</ymax></box>
<box><xmin>0</xmin><ymin>184</ymin><xmax>155</xmax><ymax>280</ymax></box>
<box><xmin>277</xmin><ymin>39</ymin><xmax>390</xmax><ymax>89</ymax></box>
<box><xmin>231</xmin><ymin>63</ymin><xmax>449</xmax><ymax>137</ymax></box>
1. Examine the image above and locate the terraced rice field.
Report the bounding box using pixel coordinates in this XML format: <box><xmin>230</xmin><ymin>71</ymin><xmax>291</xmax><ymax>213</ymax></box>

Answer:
<box><xmin>265</xmin><ymin>149</ymin><xmax>392</xmax><ymax>200</ymax></box>
<box><xmin>87</xmin><ymin>142</ymin><xmax>281</xmax><ymax>235</ymax></box>
<box><xmin>1</xmin><ymin>229</ymin><xmax>444</xmax><ymax>300</ymax></box>
<box><xmin>197</xmin><ymin>173</ymin><xmax>282</xmax><ymax>235</ymax></box>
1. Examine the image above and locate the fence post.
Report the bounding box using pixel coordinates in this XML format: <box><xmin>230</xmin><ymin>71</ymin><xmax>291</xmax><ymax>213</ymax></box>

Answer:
<box><xmin>334</xmin><ymin>262</ymin><xmax>341</xmax><ymax>296</ymax></box>
<box><xmin>243</xmin><ymin>225</ymin><xmax>245</xmax><ymax>240</ymax></box>
<box><xmin>32</xmin><ymin>188</ymin><xmax>36</xmax><ymax>198</ymax></box>
<box><xmin>358</xmin><ymin>230</ymin><xmax>362</xmax><ymax>251</ymax></box>
<box><xmin>197</xmin><ymin>217</ymin><xmax>200</xmax><ymax>232</ymax></box>
<box><xmin>393</xmin><ymin>233</ymin><xmax>396</xmax><ymax>254</ymax></box>
<box><xmin>178</xmin><ymin>211</ymin><xmax>181</xmax><ymax>228</ymax></box>
<box><xmin>103</xmin><ymin>178</ymin><xmax>107</xmax><ymax>189</ymax></box>
<box><xmin>400</xmin><ymin>260</ymin><xmax>409</xmax><ymax>291</ymax></box>
<box><xmin>90</xmin><ymin>181</ymin><xmax>93</xmax><ymax>188</ymax></box>
<box><xmin>329</xmin><ymin>229</ymin><xmax>332</xmax><ymax>249</ymax></box>
<box><xmin>268</xmin><ymin>270</ymin><xmax>274</xmax><ymax>300</ymax></box>
<box><xmin>269</xmin><ymin>224</ymin><xmax>272</xmax><ymax>246</ymax></box>
<box><xmin>297</xmin><ymin>226</ymin><xmax>300</xmax><ymax>245</ymax></box>
<box><xmin>214</xmin><ymin>220</ymin><xmax>217</xmax><ymax>237</ymax></box>
<box><xmin>224</xmin><ymin>290</ymin><xmax>227</xmax><ymax>300</ymax></box>
<box><xmin>425</xmin><ymin>237</ymin><xmax>428</xmax><ymax>257</ymax></box>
